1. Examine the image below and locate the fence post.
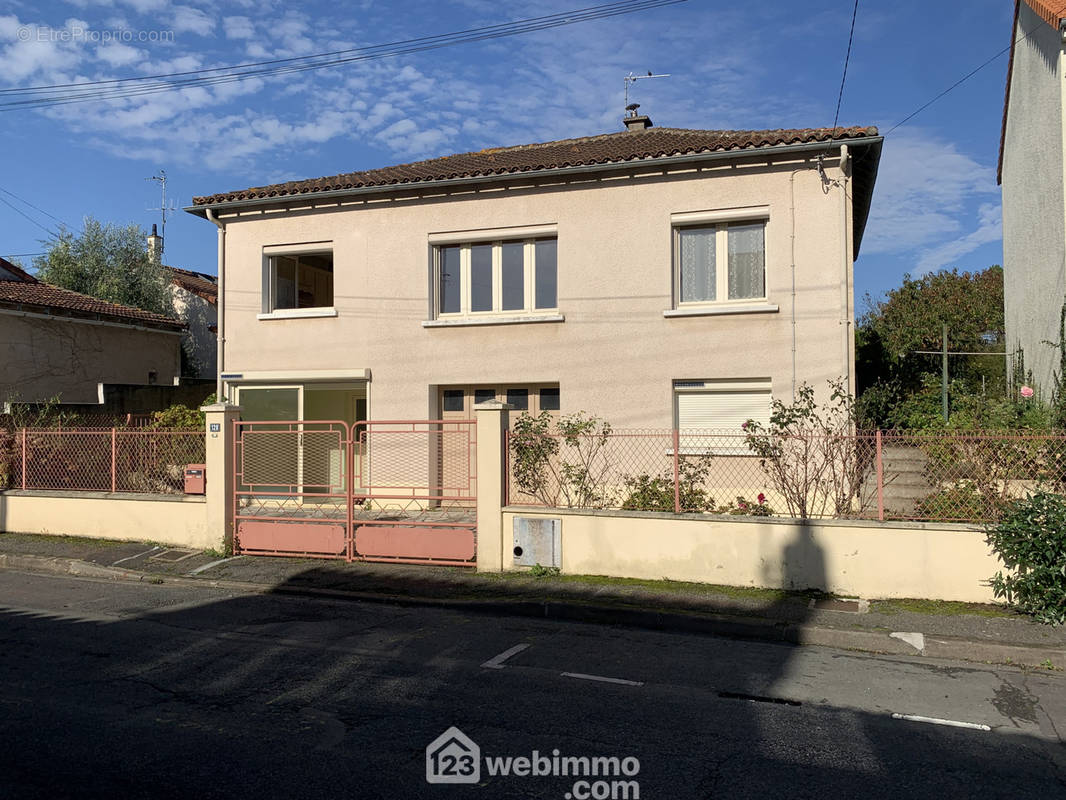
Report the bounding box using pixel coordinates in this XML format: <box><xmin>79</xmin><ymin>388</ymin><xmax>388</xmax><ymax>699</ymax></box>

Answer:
<box><xmin>20</xmin><ymin>429</ymin><xmax>27</xmax><ymax>490</ymax></box>
<box><xmin>203</xmin><ymin>402</ymin><xmax>242</xmax><ymax>553</ymax></box>
<box><xmin>110</xmin><ymin>428</ymin><xmax>117</xmax><ymax>493</ymax></box>
<box><xmin>876</xmin><ymin>430</ymin><xmax>884</xmax><ymax>522</ymax></box>
<box><xmin>474</xmin><ymin>399</ymin><xmax>512</xmax><ymax>572</ymax></box>
<box><xmin>673</xmin><ymin>428</ymin><xmax>681</xmax><ymax>514</ymax></box>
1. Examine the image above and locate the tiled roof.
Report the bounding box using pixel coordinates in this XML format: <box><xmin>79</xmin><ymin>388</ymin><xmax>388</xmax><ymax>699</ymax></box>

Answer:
<box><xmin>167</xmin><ymin>265</ymin><xmax>217</xmax><ymax>305</ymax></box>
<box><xmin>998</xmin><ymin>1</ymin><xmax>1064</xmax><ymax>183</ymax></box>
<box><xmin>0</xmin><ymin>262</ymin><xmax>183</xmax><ymax>330</ymax></box>
<box><xmin>192</xmin><ymin>126</ymin><xmax>879</xmax><ymax>206</ymax></box>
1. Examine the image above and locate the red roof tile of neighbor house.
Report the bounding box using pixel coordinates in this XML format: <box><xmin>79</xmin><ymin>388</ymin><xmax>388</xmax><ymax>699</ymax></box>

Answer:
<box><xmin>0</xmin><ymin>256</ymin><xmax>183</xmax><ymax>330</ymax></box>
<box><xmin>998</xmin><ymin>1</ymin><xmax>1066</xmax><ymax>183</ymax></box>
<box><xmin>167</xmin><ymin>265</ymin><xmax>217</xmax><ymax>305</ymax></box>
<box><xmin>191</xmin><ymin>126</ymin><xmax>880</xmax><ymax>206</ymax></box>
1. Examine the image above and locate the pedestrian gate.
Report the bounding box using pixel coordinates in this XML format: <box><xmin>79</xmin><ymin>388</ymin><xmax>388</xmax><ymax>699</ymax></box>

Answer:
<box><xmin>233</xmin><ymin>419</ymin><xmax>477</xmax><ymax>565</ymax></box>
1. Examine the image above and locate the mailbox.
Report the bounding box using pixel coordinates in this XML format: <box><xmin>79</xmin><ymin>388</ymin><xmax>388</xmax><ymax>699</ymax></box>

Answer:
<box><xmin>184</xmin><ymin>464</ymin><xmax>206</xmax><ymax>495</ymax></box>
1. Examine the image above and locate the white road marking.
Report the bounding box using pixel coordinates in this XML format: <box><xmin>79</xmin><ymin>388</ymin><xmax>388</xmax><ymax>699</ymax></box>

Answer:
<box><xmin>186</xmin><ymin>556</ymin><xmax>244</xmax><ymax>576</ymax></box>
<box><xmin>891</xmin><ymin>713</ymin><xmax>991</xmax><ymax>731</ymax></box>
<box><xmin>481</xmin><ymin>643</ymin><xmax>530</xmax><ymax>669</ymax></box>
<box><xmin>890</xmin><ymin>631</ymin><xmax>926</xmax><ymax>652</ymax></box>
<box><xmin>561</xmin><ymin>672</ymin><xmax>643</xmax><ymax>687</ymax></box>
<box><xmin>110</xmin><ymin>546</ymin><xmax>161</xmax><ymax>566</ymax></box>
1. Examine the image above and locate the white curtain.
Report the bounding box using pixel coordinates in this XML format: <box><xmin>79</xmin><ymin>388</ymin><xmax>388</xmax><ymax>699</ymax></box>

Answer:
<box><xmin>679</xmin><ymin>227</ymin><xmax>716</xmax><ymax>302</ymax></box>
<box><xmin>727</xmin><ymin>223</ymin><xmax>765</xmax><ymax>299</ymax></box>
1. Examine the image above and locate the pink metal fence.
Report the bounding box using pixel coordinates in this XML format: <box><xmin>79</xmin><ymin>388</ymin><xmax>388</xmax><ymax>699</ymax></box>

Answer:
<box><xmin>1</xmin><ymin>428</ymin><xmax>205</xmax><ymax>494</ymax></box>
<box><xmin>233</xmin><ymin>419</ymin><xmax>477</xmax><ymax>565</ymax></box>
<box><xmin>505</xmin><ymin>427</ymin><xmax>1066</xmax><ymax>524</ymax></box>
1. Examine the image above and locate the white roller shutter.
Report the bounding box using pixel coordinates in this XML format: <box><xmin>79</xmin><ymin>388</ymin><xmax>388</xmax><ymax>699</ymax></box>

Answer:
<box><xmin>675</xmin><ymin>380</ymin><xmax>771</xmax><ymax>432</ymax></box>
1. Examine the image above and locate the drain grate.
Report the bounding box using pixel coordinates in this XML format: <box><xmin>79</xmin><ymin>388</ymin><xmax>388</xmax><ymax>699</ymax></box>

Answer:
<box><xmin>149</xmin><ymin>548</ymin><xmax>200</xmax><ymax>563</ymax></box>
<box><xmin>718</xmin><ymin>691</ymin><xmax>801</xmax><ymax>707</ymax></box>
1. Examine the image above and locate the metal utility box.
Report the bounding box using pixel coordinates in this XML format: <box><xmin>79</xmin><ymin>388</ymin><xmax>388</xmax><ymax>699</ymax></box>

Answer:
<box><xmin>512</xmin><ymin>517</ymin><xmax>561</xmax><ymax>568</ymax></box>
<box><xmin>184</xmin><ymin>464</ymin><xmax>206</xmax><ymax>495</ymax></box>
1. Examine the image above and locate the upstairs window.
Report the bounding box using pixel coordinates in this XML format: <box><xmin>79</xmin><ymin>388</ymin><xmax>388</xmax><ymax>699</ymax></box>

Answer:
<box><xmin>675</xmin><ymin>221</ymin><xmax>765</xmax><ymax>306</ymax></box>
<box><xmin>263</xmin><ymin>246</ymin><xmax>334</xmax><ymax>316</ymax></box>
<box><xmin>435</xmin><ymin>237</ymin><xmax>557</xmax><ymax>318</ymax></box>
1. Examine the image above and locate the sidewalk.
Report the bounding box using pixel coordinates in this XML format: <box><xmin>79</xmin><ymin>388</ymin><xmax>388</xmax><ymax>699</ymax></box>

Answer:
<box><xmin>1</xmin><ymin>532</ymin><xmax>1064</xmax><ymax>669</ymax></box>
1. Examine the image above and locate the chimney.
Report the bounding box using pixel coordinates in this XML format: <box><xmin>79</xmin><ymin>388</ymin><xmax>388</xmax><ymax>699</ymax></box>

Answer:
<box><xmin>147</xmin><ymin>223</ymin><xmax>163</xmax><ymax>264</ymax></box>
<box><xmin>623</xmin><ymin>103</ymin><xmax>653</xmax><ymax>132</ymax></box>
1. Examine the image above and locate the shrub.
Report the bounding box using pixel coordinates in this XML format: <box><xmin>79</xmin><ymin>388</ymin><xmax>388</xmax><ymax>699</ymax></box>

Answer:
<box><xmin>620</xmin><ymin>455</ymin><xmax>715</xmax><ymax>513</ymax></box>
<box><xmin>509</xmin><ymin>411</ymin><xmax>615</xmax><ymax>508</ymax></box>
<box><xmin>986</xmin><ymin>491</ymin><xmax>1066</xmax><ymax>624</ymax></box>
<box><xmin>915</xmin><ymin>483</ymin><xmax>1001</xmax><ymax>522</ymax></box>
<box><xmin>720</xmin><ymin>494</ymin><xmax>774</xmax><ymax>516</ymax></box>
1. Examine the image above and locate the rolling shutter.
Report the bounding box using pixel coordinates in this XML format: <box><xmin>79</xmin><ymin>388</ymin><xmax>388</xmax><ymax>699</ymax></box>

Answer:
<box><xmin>675</xmin><ymin>380</ymin><xmax>771</xmax><ymax>432</ymax></box>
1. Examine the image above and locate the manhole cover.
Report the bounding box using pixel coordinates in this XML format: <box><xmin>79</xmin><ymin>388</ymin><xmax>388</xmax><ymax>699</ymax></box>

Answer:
<box><xmin>809</xmin><ymin>598</ymin><xmax>863</xmax><ymax>613</ymax></box>
<box><xmin>149</xmin><ymin>548</ymin><xmax>200</xmax><ymax>563</ymax></box>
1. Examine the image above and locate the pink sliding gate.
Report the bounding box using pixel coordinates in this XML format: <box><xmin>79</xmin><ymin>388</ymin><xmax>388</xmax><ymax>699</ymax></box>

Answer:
<box><xmin>233</xmin><ymin>419</ymin><xmax>477</xmax><ymax>566</ymax></box>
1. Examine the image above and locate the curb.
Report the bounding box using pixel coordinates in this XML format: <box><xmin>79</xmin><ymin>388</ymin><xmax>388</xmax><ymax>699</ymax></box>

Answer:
<box><xmin>2</xmin><ymin>552</ymin><xmax>1063</xmax><ymax>669</ymax></box>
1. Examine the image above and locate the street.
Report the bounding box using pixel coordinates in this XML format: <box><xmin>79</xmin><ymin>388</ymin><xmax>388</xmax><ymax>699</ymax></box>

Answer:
<box><xmin>0</xmin><ymin>569</ymin><xmax>1064</xmax><ymax>799</ymax></box>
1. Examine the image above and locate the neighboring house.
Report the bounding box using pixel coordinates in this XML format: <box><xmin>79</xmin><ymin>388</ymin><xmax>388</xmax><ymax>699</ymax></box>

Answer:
<box><xmin>167</xmin><ymin>265</ymin><xmax>218</xmax><ymax>379</ymax></box>
<box><xmin>1000</xmin><ymin>0</ymin><xmax>1066</xmax><ymax>395</ymax></box>
<box><xmin>186</xmin><ymin>114</ymin><xmax>881</xmax><ymax>430</ymax></box>
<box><xmin>0</xmin><ymin>256</ymin><xmax>183</xmax><ymax>405</ymax></box>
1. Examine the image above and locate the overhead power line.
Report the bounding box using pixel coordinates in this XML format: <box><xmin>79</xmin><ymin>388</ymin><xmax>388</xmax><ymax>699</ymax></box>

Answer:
<box><xmin>886</xmin><ymin>1</ymin><xmax>1066</xmax><ymax>134</ymax></box>
<box><xmin>0</xmin><ymin>1</ymin><xmax>685</xmax><ymax>112</ymax></box>
<box><xmin>831</xmin><ymin>0</ymin><xmax>860</xmax><ymax>135</ymax></box>
<box><xmin>0</xmin><ymin>194</ymin><xmax>56</xmax><ymax>236</ymax></box>
<box><xmin>0</xmin><ymin>185</ymin><xmax>70</xmax><ymax>228</ymax></box>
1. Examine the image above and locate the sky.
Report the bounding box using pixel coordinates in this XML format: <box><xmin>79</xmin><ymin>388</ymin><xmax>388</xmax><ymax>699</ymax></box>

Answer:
<box><xmin>0</xmin><ymin>0</ymin><xmax>1016</xmax><ymax>309</ymax></box>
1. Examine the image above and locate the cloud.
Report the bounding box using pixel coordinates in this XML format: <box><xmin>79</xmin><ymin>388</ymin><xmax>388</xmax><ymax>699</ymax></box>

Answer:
<box><xmin>914</xmin><ymin>202</ymin><xmax>1002</xmax><ymax>274</ymax></box>
<box><xmin>96</xmin><ymin>41</ymin><xmax>142</xmax><ymax>66</ymax></box>
<box><xmin>170</xmin><ymin>5</ymin><xmax>213</xmax><ymax>37</ymax></box>
<box><xmin>862</xmin><ymin>130</ymin><xmax>999</xmax><ymax>257</ymax></box>
<box><xmin>222</xmin><ymin>16</ymin><xmax>255</xmax><ymax>40</ymax></box>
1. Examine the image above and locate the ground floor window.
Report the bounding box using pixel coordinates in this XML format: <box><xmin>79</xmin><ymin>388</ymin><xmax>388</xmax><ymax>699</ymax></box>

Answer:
<box><xmin>438</xmin><ymin>383</ymin><xmax>560</xmax><ymax>422</ymax></box>
<box><xmin>673</xmin><ymin>378</ymin><xmax>771</xmax><ymax>433</ymax></box>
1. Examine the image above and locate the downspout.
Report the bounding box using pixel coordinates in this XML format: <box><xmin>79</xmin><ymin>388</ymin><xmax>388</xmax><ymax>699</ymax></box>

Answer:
<box><xmin>789</xmin><ymin>170</ymin><xmax>799</xmax><ymax>402</ymax></box>
<box><xmin>206</xmin><ymin>208</ymin><xmax>226</xmax><ymax>402</ymax></box>
<box><xmin>838</xmin><ymin>145</ymin><xmax>853</xmax><ymax>394</ymax></box>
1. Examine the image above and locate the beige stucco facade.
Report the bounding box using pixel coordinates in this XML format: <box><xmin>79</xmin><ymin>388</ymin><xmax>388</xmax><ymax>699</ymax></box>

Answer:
<box><xmin>170</xmin><ymin>283</ymin><xmax>217</xmax><ymax>380</ymax></box>
<box><xmin>0</xmin><ymin>311</ymin><xmax>182</xmax><ymax>405</ymax></box>
<box><xmin>208</xmin><ymin>148</ymin><xmax>865</xmax><ymax>427</ymax></box>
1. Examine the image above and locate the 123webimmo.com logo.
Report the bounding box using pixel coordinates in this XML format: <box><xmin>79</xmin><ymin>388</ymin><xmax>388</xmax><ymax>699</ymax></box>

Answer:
<box><xmin>426</xmin><ymin>726</ymin><xmax>640</xmax><ymax>799</ymax></box>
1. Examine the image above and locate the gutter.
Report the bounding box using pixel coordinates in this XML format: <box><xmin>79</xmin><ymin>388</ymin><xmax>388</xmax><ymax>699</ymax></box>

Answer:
<box><xmin>0</xmin><ymin>305</ymin><xmax>184</xmax><ymax>335</ymax></box>
<box><xmin>184</xmin><ymin>136</ymin><xmax>884</xmax><ymax>217</ymax></box>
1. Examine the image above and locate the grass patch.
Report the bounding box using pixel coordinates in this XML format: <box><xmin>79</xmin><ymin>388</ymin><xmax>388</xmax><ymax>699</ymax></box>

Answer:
<box><xmin>871</xmin><ymin>598</ymin><xmax>1016</xmax><ymax>618</ymax></box>
<box><xmin>493</xmin><ymin>571</ymin><xmax>798</xmax><ymax>603</ymax></box>
<box><xmin>0</xmin><ymin>532</ymin><xmax>128</xmax><ymax>549</ymax></box>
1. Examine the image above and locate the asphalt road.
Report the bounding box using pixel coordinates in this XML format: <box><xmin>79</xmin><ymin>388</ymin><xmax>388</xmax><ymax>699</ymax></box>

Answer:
<box><xmin>0</xmin><ymin>569</ymin><xmax>1064</xmax><ymax>799</ymax></box>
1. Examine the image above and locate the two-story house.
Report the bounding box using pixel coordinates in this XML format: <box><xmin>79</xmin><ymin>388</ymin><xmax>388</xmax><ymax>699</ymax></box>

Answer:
<box><xmin>1000</xmin><ymin>0</ymin><xmax>1066</xmax><ymax>395</ymax></box>
<box><xmin>186</xmin><ymin>114</ymin><xmax>882</xmax><ymax>431</ymax></box>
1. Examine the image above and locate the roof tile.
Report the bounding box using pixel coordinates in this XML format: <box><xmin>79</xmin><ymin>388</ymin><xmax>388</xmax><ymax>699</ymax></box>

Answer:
<box><xmin>0</xmin><ymin>279</ymin><xmax>183</xmax><ymax>330</ymax></box>
<box><xmin>192</xmin><ymin>125</ymin><xmax>879</xmax><ymax>206</ymax></box>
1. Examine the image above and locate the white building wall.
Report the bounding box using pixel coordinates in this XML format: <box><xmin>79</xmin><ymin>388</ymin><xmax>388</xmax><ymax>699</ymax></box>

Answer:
<box><xmin>1002</xmin><ymin>2</ymin><xmax>1066</xmax><ymax>395</ymax></box>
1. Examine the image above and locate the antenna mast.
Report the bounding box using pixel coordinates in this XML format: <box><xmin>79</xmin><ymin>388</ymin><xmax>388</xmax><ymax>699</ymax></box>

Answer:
<box><xmin>146</xmin><ymin>169</ymin><xmax>177</xmax><ymax>256</ymax></box>
<box><xmin>624</xmin><ymin>71</ymin><xmax>670</xmax><ymax>113</ymax></box>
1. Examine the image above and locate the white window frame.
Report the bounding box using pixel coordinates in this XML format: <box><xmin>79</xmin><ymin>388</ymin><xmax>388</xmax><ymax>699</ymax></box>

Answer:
<box><xmin>259</xmin><ymin>242</ymin><xmax>336</xmax><ymax>320</ymax></box>
<box><xmin>672</xmin><ymin>208</ymin><xmax>769</xmax><ymax>310</ymax></box>
<box><xmin>431</xmin><ymin>235</ymin><xmax>558</xmax><ymax>319</ymax></box>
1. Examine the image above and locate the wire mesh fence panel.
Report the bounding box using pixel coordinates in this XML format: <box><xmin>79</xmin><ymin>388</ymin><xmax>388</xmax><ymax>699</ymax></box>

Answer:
<box><xmin>10</xmin><ymin>428</ymin><xmax>206</xmax><ymax>494</ymax></box>
<box><xmin>355</xmin><ymin>420</ymin><xmax>476</xmax><ymax>517</ymax></box>
<box><xmin>115</xmin><ymin>431</ymin><xmax>206</xmax><ymax>494</ymax></box>
<box><xmin>878</xmin><ymin>431</ymin><xmax>1066</xmax><ymax>523</ymax></box>
<box><xmin>506</xmin><ymin>427</ymin><xmax>1066</xmax><ymax>524</ymax></box>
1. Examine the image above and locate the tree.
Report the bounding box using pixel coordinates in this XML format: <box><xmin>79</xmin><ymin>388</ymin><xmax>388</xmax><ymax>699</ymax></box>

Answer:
<box><xmin>32</xmin><ymin>217</ymin><xmax>174</xmax><ymax>317</ymax></box>
<box><xmin>857</xmin><ymin>266</ymin><xmax>1005</xmax><ymax>426</ymax></box>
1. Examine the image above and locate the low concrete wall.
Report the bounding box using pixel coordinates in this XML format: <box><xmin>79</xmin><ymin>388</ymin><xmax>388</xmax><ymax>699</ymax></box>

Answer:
<box><xmin>0</xmin><ymin>490</ymin><xmax>212</xmax><ymax>550</ymax></box>
<box><xmin>500</xmin><ymin>508</ymin><xmax>1002</xmax><ymax>603</ymax></box>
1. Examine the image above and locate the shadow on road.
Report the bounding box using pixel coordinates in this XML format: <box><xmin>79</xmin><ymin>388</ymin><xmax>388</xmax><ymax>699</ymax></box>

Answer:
<box><xmin>0</xmin><ymin>532</ymin><xmax>1062</xmax><ymax>799</ymax></box>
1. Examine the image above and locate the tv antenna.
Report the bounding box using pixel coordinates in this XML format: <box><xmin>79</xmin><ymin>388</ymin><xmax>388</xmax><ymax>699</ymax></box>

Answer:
<box><xmin>624</xmin><ymin>71</ymin><xmax>670</xmax><ymax>111</ymax></box>
<box><xmin>146</xmin><ymin>169</ymin><xmax>177</xmax><ymax>255</ymax></box>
